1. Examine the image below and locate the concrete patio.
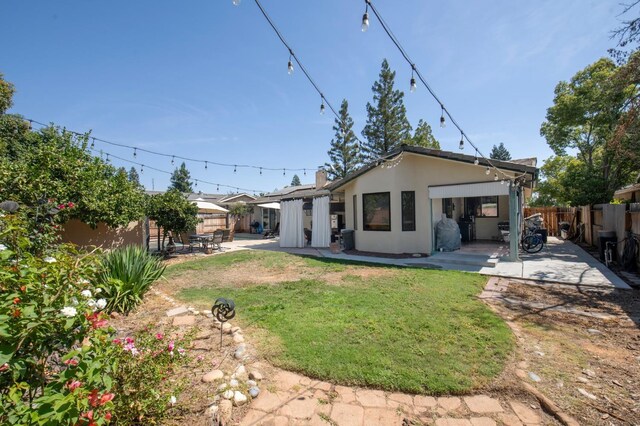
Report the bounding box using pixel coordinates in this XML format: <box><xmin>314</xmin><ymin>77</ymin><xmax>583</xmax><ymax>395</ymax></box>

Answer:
<box><xmin>219</xmin><ymin>235</ymin><xmax>631</xmax><ymax>290</ymax></box>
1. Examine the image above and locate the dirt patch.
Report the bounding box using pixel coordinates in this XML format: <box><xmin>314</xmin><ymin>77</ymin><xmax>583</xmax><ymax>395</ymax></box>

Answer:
<box><xmin>488</xmin><ymin>280</ymin><xmax>640</xmax><ymax>425</ymax></box>
<box><xmin>342</xmin><ymin>249</ymin><xmax>429</xmax><ymax>259</ymax></box>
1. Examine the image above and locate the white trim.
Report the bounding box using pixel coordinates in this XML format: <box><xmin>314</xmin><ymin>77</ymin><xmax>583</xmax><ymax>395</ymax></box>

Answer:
<box><xmin>428</xmin><ymin>181</ymin><xmax>509</xmax><ymax>199</ymax></box>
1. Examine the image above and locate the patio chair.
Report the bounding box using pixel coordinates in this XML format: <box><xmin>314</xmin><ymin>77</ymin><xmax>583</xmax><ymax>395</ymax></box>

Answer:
<box><xmin>264</xmin><ymin>222</ymin><xmax>280</xmax><ymax>238</ymax></box>
<box><xmin>210</xmin><ymin>230</ymin><xmax>224</xmax><ymax>251</ymax></box>
<box><xmin>188</xmin><ymin>235</ymin><xmax>201</xmax><ymax>253</ymax></box>
<box><xmin>221</xmin><ymin>229</ymin><xmax>231</xmax><ymax>242</ymax></box>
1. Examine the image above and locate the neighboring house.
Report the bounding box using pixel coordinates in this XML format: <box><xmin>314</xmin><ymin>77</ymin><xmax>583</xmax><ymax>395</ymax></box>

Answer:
<box><xmin>249</xmin><ymin>183</ymin><xmax>319</xmax><ymax>231</ymax></box>
<box><xmin>614</xmin><ymin>182</ymin><xmax>640</xmax><ymax>203</ymax></box>
<box><xmin>327</xmin><ymin>145</ymin><xmax>538</xmax><ymax>260</ymax></box>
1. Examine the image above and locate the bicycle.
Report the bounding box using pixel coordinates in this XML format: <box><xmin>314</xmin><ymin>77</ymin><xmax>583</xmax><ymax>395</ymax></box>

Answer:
<box><xmin>521</xmin><ymin>224</ymin><xmax>544</xmax><ymax>253</ymax></box>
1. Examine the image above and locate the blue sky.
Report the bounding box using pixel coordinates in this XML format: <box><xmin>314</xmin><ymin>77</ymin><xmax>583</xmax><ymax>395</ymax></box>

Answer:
<box><xmin>1</xmin><ymin>0</ymin><xmax>624</xmax><ymax>194</ymax></box>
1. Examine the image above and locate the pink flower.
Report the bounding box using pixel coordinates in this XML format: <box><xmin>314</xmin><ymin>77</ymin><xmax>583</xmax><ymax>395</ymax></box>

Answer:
<box><xmin>105</xmin><ymin>412</ymin><xmax>112</xmax><ymax>421</ymax></box>
<box><xmin>196</xmin><ymin>355</ymin><xmax>204</xmax><ymax>361</ymax></box>
<box><xmin>168</xmin><ymin>341</ymin><xmax>175</xmax><ymax>352</ymax></box>
<box><xmin>67</xmin><ymin>380</ymin><xmax>82</xmax><ymax>392</ymax></box>
<box><xmin>64</xmin><ymin>358</ymin><xmax>78</xmax><ymax>366</ymax></box>
<box><xmin>67</xmin><ymin>202</ymin><xmax>75</xmax><ymax>208</ymax></box>
<box><xmin>112</xmin><ymin>338</ymin><xmax>122</xmax><ymax>345</ymax></box>
<box><xmin>155</xmin><ymin>333</ymin><xmax>163</xmax><ymax>340</ymax></box>
<box><xmin>177</xmin><ymin>348</ymin><xmax>186</xmax><ymax>356</ymax></box>
<box><xmin>125</xmin><ymin>337</ymin><xmax>134</xmax><ymax>345</ymax></box>
<box><xmin>99</xmin><ymin>393</ymin><xmax>115</xmax><ymax>406</ymax></box>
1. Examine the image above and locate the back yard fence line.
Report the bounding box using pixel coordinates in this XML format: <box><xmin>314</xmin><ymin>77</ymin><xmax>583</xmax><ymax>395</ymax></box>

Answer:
<box><xmin>526</xmin><ymin>203</ymin><xmax>640</xmax><ymax>269</ymax></box>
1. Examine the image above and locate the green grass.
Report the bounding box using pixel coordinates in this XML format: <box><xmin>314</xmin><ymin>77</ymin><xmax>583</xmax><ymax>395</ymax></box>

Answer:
<box><xmin>172</xmin><ymin>251</ymin><xmax>513</xmax><ymax>394</ymax></box>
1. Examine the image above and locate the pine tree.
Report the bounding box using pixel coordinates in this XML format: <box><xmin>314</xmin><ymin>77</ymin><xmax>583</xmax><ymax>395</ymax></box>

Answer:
<box><xmin>361</xmin><ymin>59</ymin><xmax>412</xmax><ymax>162</ymax></box>
<box><xmin>324</xmin><ymin>99</ymin><xmax>361</xmax><ymax>180</ymax></box>
<box><xmin>290</xmin><ymin>174</ymin><xmax>301</xmax><ymax>186</ymax></box>
<box><xmin>490</xmin><ymin>142</ymin><xmax>512</xmax><ymax>161</ymax></box>
<box><xmin>410</xmin><ymin>119</ymin><xmax>440</xmax><ymax>149</ymax></box>
<box><xmin>128</xmin><ymin>167</ymin><xmax>141</xmax><ymax>186</ymax></box>
<box><xmin>170</xmin><ymin>162</ymin><xmax>193</xmax><ymax>193</ymax></box>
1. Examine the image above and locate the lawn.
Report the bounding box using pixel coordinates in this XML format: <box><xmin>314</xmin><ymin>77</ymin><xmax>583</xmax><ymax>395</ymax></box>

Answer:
<box><xmin>169</xmin><ymin>251</ymin><xmax>513</xmax><ymax>395</ymax></box>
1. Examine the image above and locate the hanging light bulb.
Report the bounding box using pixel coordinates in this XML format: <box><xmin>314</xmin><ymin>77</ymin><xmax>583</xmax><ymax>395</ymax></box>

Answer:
<box><xmin>474</xmin><ymin>150</ymin><xmax>479</xmax><ymax>165</ymax></box>
<box><xmin>485</xmin><ymin>166</ymin><xmax>490</xmax><ymax>175</ymax></box>
<box><xmin>90</xmin><ymin>138</ymin><xmax>95</xmax><ymax>149</ymax></box>
<box><xmin>320</xmin><ymin>99</ymin><xmax>325</xmax><ymax>115</ymax></box>
<box><xmin>259</xmin><ymin>167</ymin><xmax>262</xmax><ymax>175</ymax></box>
<box><xmin>133</xmin><ymin>148</ymin><xmax>137</xmax><ymax>158</ymax></box>
<box><xmin>303</xmin><ymin>169</ymin><xmax>307</xmax><ymax>176</ymax></box>
<box><xmin>171</xmin><ymin>155</ymin><xmax>175</xmax><ymax>165</ymax></box>
<box><xmin>494</xmin><ymin>173</ymin><xmax>499</xmax><ymax>181</ymax></box>
<box><xmin>140</xmin><ymin>164</ymin><xmax>144</xmax><ymax>174</ymax></box>
<box><xmin>501</xmin><ymin>179</ymin><xmax>505</xmax><ymax>185</ymax></box>
<box><xmin>234</xmin><ymin>165</ymin><xmax>237</xmax><ymax>173</ymax></box>
<box><xmin>205</xmin><ymin>161</ymin><xmax>208</xmax><ymax>170</ymax></box>
<box><xmin>459</xmin><ymin>133</ymin><xmax>464</xmax><ymax>150</ymax></box>
<box><xmin>195</xmin><ymin>179</ymin><xmax>198</xmax><ymax>187</ymax></box>
<box><xmin>106</xmin><ymin>153</ymin><xmax>110</xmax><ymax>162</ymax></box>
<box><xmin>410</xmin><ymin>68</ymin><xmax>416</xmax><ymax>93</ymax></box>
<box><xmin>287</xmin><ymin>53</ymin><xmax>294</xmax><ymax>75</ymax></box>
<box><xmin>439</xmin><ymin>106</ymin><xmax>446</xmax><ymax>128</ymax></box>
<box><xmin>232</xmin><ymin>0</ymin><xmax>240</xmax><ymax>5</ymax></box>
<box><xmin>361</xmin><ymin>4</ymin><xmax>369</xmax><ymax>32</ymax></box>
<box><xmin>283</xmin><ymin>169</ymin><xmax>286</xmax><ymax>176</ymax></box>
<box><xmin>217</xmin><ymin>184</ymin><xmax>220</xmax><ymax>191</ymax></box>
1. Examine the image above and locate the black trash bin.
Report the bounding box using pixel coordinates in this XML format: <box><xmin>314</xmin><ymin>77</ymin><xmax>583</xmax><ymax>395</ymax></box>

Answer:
<box><xmin>536</xmin><ymin>228</ymin><xmax>548</xmax><ymax>243</ymax></box>
<box><xmin>598</xmin><ymin>231</ymin><xmax>617</xmax><ymax>262</ymax></box>
<box><xmin>342</xmin><ymin>229</ymin><xmax>355</xmax><ymax>251</ymax></box>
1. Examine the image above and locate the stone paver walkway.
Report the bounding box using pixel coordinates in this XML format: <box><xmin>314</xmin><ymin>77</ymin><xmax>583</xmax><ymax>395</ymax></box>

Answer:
<box><xmin>238</xmin><ymin>368</ymin><xmax>545</xmax><ymax>426</ymax></box>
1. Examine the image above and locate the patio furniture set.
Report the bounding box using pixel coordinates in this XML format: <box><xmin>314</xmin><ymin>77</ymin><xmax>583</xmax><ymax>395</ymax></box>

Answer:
<box><xmin>188</xmin><ymin>229</ymin><xmax>230</xmax><ymax>253</ymax></box>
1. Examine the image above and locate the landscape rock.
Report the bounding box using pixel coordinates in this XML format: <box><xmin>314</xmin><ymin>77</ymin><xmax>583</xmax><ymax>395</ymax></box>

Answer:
<box><xmin>229</xmin><ymin>379</ymin><xmax>239</xmax><ymax>388</ymax></box>
<box><xmin>222</xmin><ymin>390</ymin><xmax>234</xmax><ymax>400</ymax></box>
<box><xmin>249</xmin><ymin>387</ymin><xmax>260</xmax><ymax>398</ymax></box>
<box><xmin>246</xmin><ymin>380</ymin><xmax>257</xmax><ymax>387</ymax></box>
<box><xmin>166</xmin><ymin>306</ymin><xmax>189</xmax><ymax>317</ymax></box>
<box><xmin>233</xmin><ymin>334</ymin><xmax>245</xmax><ymax>343</ymax></box>
<box><xmin>202</xmin><ymin>370</ymin><xmax>224</xmax><ymax>383</ymax></box>
<box><xmin>578</xmin><ymin>388</ymin><xmax>598</xmax><ymax>400</ymax></box>
<box><xmin>587</xmin><ymin>328</ymin><xmax>602</xmax><ymax>335</ymax></box>
<box><xmin>528</xmin><ymin>372</ymin><xmax>541</xmax><ymax>382</ymax></box>
<box><xmin>217</xmin><ymin>400</ymin><xmax>232</xmax><ymax>424</ymax></box>
<box><xmin>222</xmin><ymin>323</ymin><xmax>232</xmax><ymax>333</ymax></box>
<box><xmin>234</xmin><ymin>348</ymin><xmax>245</xmax><ymax>360</ymax></box>
<box><xmin>217</xmin><ymin>383</ymin><xmax>228</xmax><ymax>392</ymax></box>
<box><xmin>249</xmin><ymin>370</ymin><xmax>263</xmax><ymax>381</ymax></box>
<box><xmin>231</xmin><ymin>326</ymin><xmax>241</xmax><ymax>333</ymax></box>
<box><xmin>233</xmin><ymin>391</ymin><xmax>248</xmax><ymax>406</ymax></box>
<box><xmin>577</xmin><ymin>377</ymin><xmax>589</xmax><ymax>383</ymax></box>
<box><xmin>583</xmin><ymin>369</ymin><xmax>596</xmax><ymax>377</ymax></box>
<box><xmin>206</xmin><ymin>404</ymin><xmax>218</xmax><ymax>416</ymax></box>
<box><xmin>172</xmin><ymin>315</ymin><xmax>196</xmax><ymax>326</ymax></box>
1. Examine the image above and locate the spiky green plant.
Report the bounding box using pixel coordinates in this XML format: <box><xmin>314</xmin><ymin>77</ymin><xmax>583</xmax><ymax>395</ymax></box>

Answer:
<box><xmin>98</xmin><ymin>246</ymin><xmax>165</xmax><ymax>314</ymax></box>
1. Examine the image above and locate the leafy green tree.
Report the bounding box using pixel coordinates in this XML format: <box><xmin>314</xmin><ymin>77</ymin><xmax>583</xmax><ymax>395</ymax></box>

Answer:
<box><xmin>361</xmin><ymin>59</ymin><xmax>412</xmax><ymax>161</ymax></box>
<box><xmin>290</xmin><ymin>174</ymin><xmax>301</xmax><ymax>186</ymax></box>
<box><xmin>489</xmin><ymin>142</ymin><xmax>512</xmax><ymax>161</ymax></box>
<box><xmin>169</xmin><ymin>162</ymin><xmax>193</xmax><ymax>193</ymax></box>
<box><xmin>146</xmin><ymin>189</ymin><xmax>200</xmax><ymax>250</ymax></box>
<box><xmin>540</xmin><ymin>58</ymin><xmax>638</xmax><ymax>205</ymax></box>
<box><xmin>410</xmin><ymin>119</ymin><xmax>440</xmax><ymax>149</ymax></box>
<box><xmin>325</xmin><ymin>99</ymin><xmax>361</xmax><ymax>180</ymax></box>
<box><xmin>0</xmin><ymin>72</ymin><xmax>15</xmax><ymax>114</ymax></box>
<box><xmin>128</xmin><ymin>166</ymin><xmax>141</xmax><ymax>186</ymax></box>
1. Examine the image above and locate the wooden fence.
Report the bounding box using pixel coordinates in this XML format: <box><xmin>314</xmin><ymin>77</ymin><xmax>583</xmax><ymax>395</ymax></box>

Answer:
<box><xmin>523</xmin><ymin>207</ymin><xmax>577</xmax><ymax>237</ymax></box>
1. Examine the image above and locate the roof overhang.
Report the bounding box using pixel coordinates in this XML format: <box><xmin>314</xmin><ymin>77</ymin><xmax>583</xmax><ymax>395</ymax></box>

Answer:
<box><xmin>428</xmin><ymin>181</ymin><xmax>510</xmax><ymax>199</ymax></box>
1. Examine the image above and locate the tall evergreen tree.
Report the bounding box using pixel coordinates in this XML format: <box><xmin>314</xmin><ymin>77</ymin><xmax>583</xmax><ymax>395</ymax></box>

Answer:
<box><xmin>324</xmin><ymin>99</ymin><xmax>361</xmax><ymax>180</ymax></box>
<box><xmin>410</xmin><ymin>119</ymin><xmax>440</xmax><ymax>149</ymax></box>
<box><xmin>290</xmin><ymin>174</ymin><xmax>301</xmax><ymax>186</ymax></box>
<box><xmin>361</xmin><ymin>59</ymin><xmax>412</xmax><ymax>161</ymax></box>
<box><xmin>170</xmin><ymin>162</ymin><xmax>193</xmax><ymax>193</ymax></box>
<box><xmin>128</xmin><ymin>166</ymin><xmax>141</xmax><ymax>186</ymax></box>
<box><xmin>490</xmin><ymin>142</ymin><xmax>512</xmax><ymax>161</ymax></box>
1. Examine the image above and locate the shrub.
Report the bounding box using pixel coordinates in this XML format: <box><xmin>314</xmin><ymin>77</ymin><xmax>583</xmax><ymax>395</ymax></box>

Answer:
<box><xmin>98</xmin><ymin>246</ymin><xmax>165</xmax><ymax>314</ymax></box>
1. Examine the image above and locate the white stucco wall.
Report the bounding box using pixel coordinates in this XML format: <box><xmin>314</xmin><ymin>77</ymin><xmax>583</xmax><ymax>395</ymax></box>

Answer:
<box><xmin>342</xmin><ymin>153</ymin><xmax>520</xmax><ymax>254</ymax></box>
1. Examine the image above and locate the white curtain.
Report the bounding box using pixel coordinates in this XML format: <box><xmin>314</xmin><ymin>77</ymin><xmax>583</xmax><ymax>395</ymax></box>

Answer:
<box><xmin>311</xmin><ymin>196</ymin><xmax>331</xmax><ymax>247</ymax></box>
<box><xmin>279</xmin><ymin>199</ymin><xmax>305</xmax><ymax>248</ymax></box>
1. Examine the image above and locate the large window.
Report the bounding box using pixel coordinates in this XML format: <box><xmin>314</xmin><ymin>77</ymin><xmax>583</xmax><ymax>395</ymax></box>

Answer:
<box><xmin>401</xmin><ymin>191</ymin><xmax>416</xmax><ymax>231</ymax></box>
<box><xmin>465</xmin><ymin>196</ymin><xmax>499</xmax><ymax>218</ymax></box>
<box><xmin>363</xmin><ymin>192</ymin><xmax>390</xmax><ymax>231</ymax></box>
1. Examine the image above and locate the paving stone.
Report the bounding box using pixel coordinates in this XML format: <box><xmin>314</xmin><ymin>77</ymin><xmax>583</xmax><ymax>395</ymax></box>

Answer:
<box><xmin>272</xmin><ymin>370</ymin><xmax>304</xmax><ymax>390</ymax></box>
<box><xmin>414</xmin><ymin>395</ymin><xmax>437</xmax><ymax>408</ymax></box>
<box><xmin>364</xmin><ymin>407</ymin><xmax>403</xmax><ymax>425</ymax></box>
<box><xmin>509</xmin><ymin>401</ymin><xmax>541</xmax><ymax>425</ymax></box>
<box><xmin>331</xmin><ymin>403</ymin><xmax>364</xmax><ymax>426</ymax></box>
<box><xmin>388</xmin><ymin>392</ymin><xmax>414</xmax><ymax>406</ymax></box>
<box><xmin>497</xmin><ymin>413</ymin><xmax>524</xmax><ymax>426</ymax></box>
<box><xmin>166</xmin><ymin>306</ymin><xmax>189</xmax><ymax>317</ymax></box>
<box><xmin>335</xmin><ymin>385</ymin><xmax>356</xmax><ymax>403</ymax></box>
<box><xmin>470</xmin><ymin>417</ymin><xmax>497</xmax><ymax>426</ymax></box>
<box><xmin>238</xmin><ymin>408</ymin><xmax>269</xmax><ymax>425</ymax></box>
<box><xmin>308</xmin><ymin>413</ymin><xmax>331</xmax><ymax>426</ymax></box>
<box><xmin>280</xmin><ymin>396</ymin><xmax>317</xmax><ymax>419</ymax></box>
<box><xmin>172</xmin><ymin>315</ymin><xmax>196</xmax><ymax>326</ymax></box>
<box><xmin>313</xmin><ymin>381</ymin><xmax>332</xmax><ymax>391</ymax></box>
<box><xmin>356</xmin><ymin>389</ymin><xmax>387</xmax><ymax>407</ymax></box>
<box><xmin>251</xmin><ymin>389</ymin><xmax>283</xmax><ymax>412</ymax></box>
<box><xmin>437</xmin><ymin>397</ymin><xmax>462</xmax><ymax>411</ymax></box>
<box><xmin>464</xmin><ymin>395</ymin><xmax>504</xmax><ymax>413</ymax></box>
<box><xmin>435</xmin><ymin>419</ymin><xmax>472</xmax><ymax>426</ymax></box>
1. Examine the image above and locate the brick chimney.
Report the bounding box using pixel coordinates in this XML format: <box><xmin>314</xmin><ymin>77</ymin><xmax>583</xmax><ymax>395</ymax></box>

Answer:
<box><xmin>315</xmin><ymin>169</ymin><xmax>327</xmax><ymax>189</ymax></box>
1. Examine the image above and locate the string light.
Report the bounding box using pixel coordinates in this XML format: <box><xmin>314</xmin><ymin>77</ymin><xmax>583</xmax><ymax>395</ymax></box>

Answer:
<box><xmin>494</xmin><ymin>173</ymin><xmax>499</xmax><ymax>181</ymax></box>
<box><xmin>205</xmin><ymin>161</ymin><xmax>208</xmax><ymax>170</ymax></box>
<box><xmin>485</xmin><ymin>166</ymin><xmax>490</xmax><ymax>175</ymax></box>
<box><xmin>320</xmin><ymin>97</ymin><xmax>325</xmax><ymax>115</ymax></box>
<box><xmin>217</xmin><ymin>184</ymin><xmax>220</xmax><ymax>191</ymax></box>
<box><xmin>195</xmin><ymin>179</ymin><xmax>198</xmax><ymax>187</ymax></box>
<box><xmin>106</xmin><ymin>153</ymin><xmax>110</xmax><ymax>162</ymax></box>
<box><xmin>410</xmin><ymin>66</ymin><xmax>416</xmax><ymax>93</ymax></box>
<box><xmin>234</xmin><ymin>165</ymin><xmax>237</xmax><ymax>173</ymax></box>
<box><xmin>287</xmin><ymin>51</ymin><xmax>294</xmax><ymax>75</ymax></box>
<box><xmin>232</xmin><ymin>0</ymin><xmax>240</xmax><ymax>5</ymax></box>
<box><xmin>259</xmin><ymin>167</ymin><xmax>262</xmax><ymax>175</ymax></box>
<box><xmin>171</xmin><ymin>155</ymin><xmax>175</xmax><ymax>165</ymax></box>
<box><xmin>474</xmin><ymin>150</ymin><xmax>479</xmax><ymax>166</ymax></box>
<box><xmin>439</xmin><ymin>106</ymin><xmax>446</xmax><ymax>128</ymax></box>
<box><xmin>90</xmin><ymin>137</ymin><xmax>95</xmax><ymax>149</ymax></box>
<box><xmin>361</xmin><ymin>2</ymin><xmax>370</xmax><ymax>32</ymax></box>
<box><xmin>282</xmin><ymin>169</ymin><xmax>286</xmax><ymax>176</ymax></box>
<box><xmin>133</xmin><ymin>148</ymin><xmax>137</xmax><ymax>158</ymax></box>
<box><xmin>501</xmin><ymin>179</ymin><xmax>505</xmax><ymax>185</ymax></box>
<box><xmin>458</xmin><ymin>132</ymin><xmax>464</xmax><ymax>150</ymax></box>
<box><xmin>140</xmin><ymin>164</ymin><xmax>144</xmax><ymax>174</ymax></box>
<box><xmin>303</xmin><ymin>169</ymin><xmax>306</xmax><ymax>176</ymax></box>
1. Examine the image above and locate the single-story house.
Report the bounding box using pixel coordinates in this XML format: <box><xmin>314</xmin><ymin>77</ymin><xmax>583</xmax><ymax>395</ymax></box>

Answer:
<box><xmin>327</xmin><ymin>145</ymin><xmax>538</xmax><ymax>260</ymax></box>
<box><xmin>614</xmin><ymin>182</ymin><xmax>640</xmax><ymax>203</ymax></box>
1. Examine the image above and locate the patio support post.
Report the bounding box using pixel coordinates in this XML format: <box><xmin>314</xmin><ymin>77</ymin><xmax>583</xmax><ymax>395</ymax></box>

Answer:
<box><xmin>508</xmin><ymin>184</ymin><xmax>520</xmax><ymax>261</ymax></box>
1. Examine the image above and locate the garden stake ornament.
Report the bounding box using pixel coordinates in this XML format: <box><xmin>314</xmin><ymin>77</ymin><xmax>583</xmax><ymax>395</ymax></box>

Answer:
<box><xmin>212</xmin><ymin>298</ymin><xmax>236</xmax><ymax>350</ymax></box>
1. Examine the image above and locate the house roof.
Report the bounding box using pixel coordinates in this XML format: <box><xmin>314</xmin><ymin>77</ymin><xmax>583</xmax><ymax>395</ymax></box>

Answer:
<box><xmin>614</xmin><ymin>182</ymin><xmax>640</xmax><ymax>196</ymax></box>
<box><xmin>217</xmin><ymin>193</ymin><xmax>257</xmax><ymax>203</ymax></box>
<box><xmin>250</xmin><ymin>184</ymin><xmax>319</xmax><ymax>203</ymax></box>
<box><xmin>327</xmin><ymin>145</ymin><xmax>539</xmax><ymax>191</ymax></box>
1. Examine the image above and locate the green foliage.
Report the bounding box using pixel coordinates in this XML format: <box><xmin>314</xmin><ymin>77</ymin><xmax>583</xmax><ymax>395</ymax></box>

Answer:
<box><xmin>97</xmin><ymin>246</ymin><xmax>166</xmax><ymax>314</ymax></box>
<box><xmin>176</xmin><ymin>251</ymin><xmax>512</xmax><ymax>394</ymax></box>
<box><xmin>290</xmin><ymin>174</ymin><xmax>301</xmax><ymax>186</ymax></box>
<box><xmin>146</xmin><ymin>189</ymin><xmax>200</xmax><ymax>249</ymax></box>
<box><xmin>361</xmin><ymin>59</ymin><xmax>412</xmax><ymax>161</ymax></box>
<box><xmin>0</xmin><ymin>73</ymin><xmax>15</xmax><ymax>114</ymax></box>
<box><xmin>489</xmin><ymin>142</ymin><xmax>512</xmax><ymax>160</ymax></box>
<box><xmin>169</xmin><ymin>162</ymin><xmax>193</xmax><ymax>193</ymax></box>
<box><xmin>324</xmin><ymin>99</ymin><xmax>362</xmax><ymax>180</ymax></box>
<box><xmin>409</xmin><ymin>119</ymin><xmax>440</xmax><ymax>149</ymax></box>
<box><xmin>127</xmin><ymin>167</ymin><xmax>141</xmax><ymax>187</ymax></box>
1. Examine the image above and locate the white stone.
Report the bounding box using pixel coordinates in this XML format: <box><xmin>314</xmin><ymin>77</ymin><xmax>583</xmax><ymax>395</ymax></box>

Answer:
<box><xmin>222</xmin><ymin>323</ymin><xmax>232</xmax><ymax>333</ymax></box>
<box><xmin>223</xmin><ymin>390</ymin><xmax>234</xmax><ymax>399</ymax></box>
<box><xmin>233</xmin><ymin>391</ymin><xmax>248</xmax><ymax>406</ymax></box>
<box><xmin>578</xmin><ymin>388</ymin><xmax>597</xmax><ymax>400</ymax></box>
<box><xmin>206</xmin><ymin>404</ymin><xmax>218</xmax><ymax>416</ymax></box>
<box><xmin>233</xmin><ymin>334</ymin><xmax>245</xmax><ymax>343</ymax></box>
<box><xmin>166</xmin><ymin>306</ymin><xmax>189</xmax><ymax>317</ymax></box>
<box><xmin>217</xmin><ymin>383</ymin><xmax>228</xmax><ymax>392</ymax></box>
<box><xmin>249</xmin><ymin>387</ymin><xmax>260</xmax><ymax>398</ymax></box>
<box><xmin>235</xmin><ymin>365</ymin><xmax>246</xmax><ymax>375</ymax></box>
<box><xmin>246</xmin><ymin>380</ymin><xmax>257</xmax><ymax>387</ymax></box>
<box><xmin>229</xmin><ymin>379</ymin><xmax>239</xmax><ymax>387</ymax></box>
<box><xmin>202</xmin><ymin>370</ymin><xmax>225</xmax><ymax>383</ymax></box>
<box><xmin>528</xmin><ymin>372</ymin><xmax>541</xmax><ymax>382</ymax></box>
<box><xmin>249</xmin><ymin>370</ymin><xmax>263</xmax><ymax>381</ymax></box>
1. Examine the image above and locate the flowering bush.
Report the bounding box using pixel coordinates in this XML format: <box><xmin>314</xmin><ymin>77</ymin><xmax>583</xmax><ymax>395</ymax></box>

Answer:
<box><xmin>0</xmin><ymin>211</ymin><xmax>189</xmax><ymax>425</ymax></box>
